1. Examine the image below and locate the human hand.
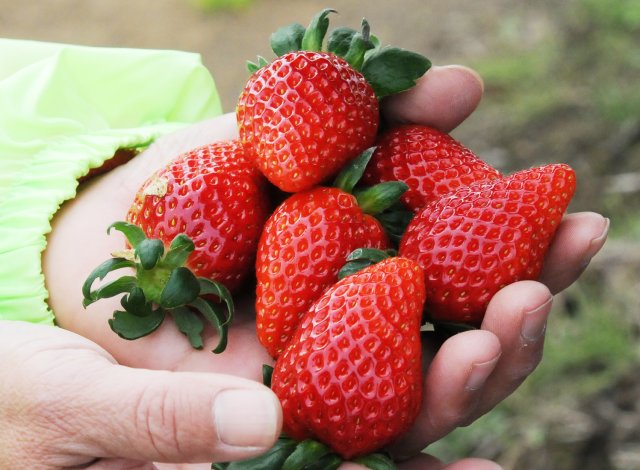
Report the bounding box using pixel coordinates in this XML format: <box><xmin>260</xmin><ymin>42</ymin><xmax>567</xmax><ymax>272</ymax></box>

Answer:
<box><xmin>0</xmin><ymin>320</ymin><xmax>281</xmax><ymax>469</ymax></box>
<box><xmin>43</xmin><ymin>64</ymin><xmax>609</xmax><ymax>466</ymax></box>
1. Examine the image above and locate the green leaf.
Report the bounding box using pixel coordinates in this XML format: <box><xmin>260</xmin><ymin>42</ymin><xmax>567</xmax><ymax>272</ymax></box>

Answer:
<box><xmin>301</xmin><ymin>453</ymin><xmax>342</xmax><ymax>470</ymax></box>
<box><xmin>342</xmin><ymin>19</ymin><xmax>375</xmax><ymax>71</ymax></box>
<box><xmin>246</xmin><ymin>57</ymin><xmax>268</xmax><ymax>74</ymax></box>
<box><xmin>347</xmin><ymin>247</ymin><xmax>395</xmax><ymax>263</ymax></box>
<box><xmin>338</xmin><ymin>248</ymin><xmax>394</xmax><ymax>280</ymax></box>
<box><xmin>108</xmin><ymin>221</ymin><xmax>147</xmax><ymax>248</ymax></box>
<box><xmin>247</xmin><ymin>60</ymin><xmax>260</xmax><ymax>74</ymax></box>
<box><xmin>135</xmin><ymin>238</ymin><xmax>165</xmax><ymax>270</ymax></box>
<box><xmin>189</xmin><ymin>297</ymin><xmax>229</xmax><ymax>354</ymax></box>
<box><xmin>171</xmin><ymin>307</ymin><xmax>205</xmax><ymax>349</ymax></box>
<box><xmin>338</xmin><ymin>259</ymin><xmax>375</xmax><ymax>280</ymax></box>
<box><xmin>327</xmin><ymin>26</ymin><xmax>357</xmax><ymax>57</ymax></box>
<box><xmin>82</xmin><ymin>257</ymin><xmax>135</xmax><ymax>303</ymax></box>
<box><xmin>120</xmin><ymin>286</ymin><xmax>152</xmax><ymax>317</ymax></box>
<box><xmin>333</xmin><ymin>147</ymin><xmax>375</xmax><ymax>194</ymax></box>
<box><xmin>164</xmin><ymin>233</ymin><xmax>195</xmax><ymax>268</ymax></box>
<box><xmin>109</xmin><ymin>308</ymin><xmax>165</xmax><ymax>340</ymax></box>
<box><xmin>84</xmin><ymin>275</ymin><xmax>137</xmax><ymax>307</ymax></box>
<box><xmin>262</xmin><ymin>364</ymin><xmax>274</xmax><ymax>388</ymax></box>
<box><xmin>159</xmin><ymin>267</ymin><xmax>201</xmax><ymax>308</ymax></box>
<box><xmin>271</xmin><ymin>22</ymin><xmax>306</xmax><ymax>56</ymax></box>
<box><xmin>342</xmin><ymin>32</ymin><xmax>369</xmax><ymax>71</ymax></box>
<box><xmin>222</xmin><ymin>436</ymin><xmax>298</xmax><ymax>469</ymax></box>
<box><xmin>353</xmin><ymin>452</ymin><xmax>398</xmax><ymax>470</ymax></box>
<box><xmin>356</xmin><ymin>181</ymin><xmax>409</xmax><ymax>215</ymax></box>
<box><xmin>199</xmin><ymin>279</ymin><xmax>234</xmax><ymax>327</ymax></box>
<box><xmin>301</xmin><ymin>8</ymin><xmax>336</xmax><ymax>51</ymax></box>
<box><xmin>282</xmin><ymin>439</ymin><xmax>331</xmax><ymax>470</ymax></box>
<box><xmin>361</xmin><ymin>47</ymin><xmax>431</xmax><ymax>98</ymax></box>
<box><xmin>375</xmin><ymin>203</ymin><xmax>415</xmax><ymax>246</ymax></box>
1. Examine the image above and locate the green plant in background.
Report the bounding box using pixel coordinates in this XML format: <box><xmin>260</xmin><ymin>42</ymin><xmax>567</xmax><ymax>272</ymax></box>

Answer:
<box><xmin>191</xmin><ymin>0</ymin><xmax>254</xmax><ymax>12</ymax></box>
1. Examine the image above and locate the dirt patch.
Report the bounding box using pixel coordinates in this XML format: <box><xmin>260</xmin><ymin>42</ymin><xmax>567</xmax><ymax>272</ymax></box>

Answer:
<box><xmin>0</xmin><ymin>0</ymin><xmax>555</xmax><ymax>112</ymax></box>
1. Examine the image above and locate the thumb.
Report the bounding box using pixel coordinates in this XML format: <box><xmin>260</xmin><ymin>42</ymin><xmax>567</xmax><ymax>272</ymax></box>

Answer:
<box><xmin>84</xmin><ymin>366</ymin><xmax>282</xmax><ymax>464</ymax></box>
<box><xmin>1</xmin><ymin>322</ymin><xmax>281</xmax><ymax>466</ymax></box>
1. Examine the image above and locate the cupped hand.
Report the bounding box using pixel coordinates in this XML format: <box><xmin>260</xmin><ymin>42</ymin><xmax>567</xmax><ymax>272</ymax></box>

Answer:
<box><xmin>43</xmin><ymin>65</ymin><xmax>608</xmax><ymax>467</ymax></box>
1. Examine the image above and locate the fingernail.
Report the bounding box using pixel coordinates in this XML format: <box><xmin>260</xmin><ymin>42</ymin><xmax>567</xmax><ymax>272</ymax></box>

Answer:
<box><xmin>465</xmin><ymin>354</ymin><xmax>501</xmax><ymax>391</ymax></box>
<box><xmin>582</xmin><ymin>217</ymin><xmax>610</xmax><ymax>268</ymax></box>
<box><xmin>214</xmin><ymin>389</ymin><xmax>280</xmax><ymax>448</ymax></box>
<box><xmin>442</xmin><ymin>64</ymin><xmax>485</xmax><ymax>93</ymax></box>
<box><xmin>520</xmin><ymin>297</ymin><xmax>553</xmax><ymax>342</ymax></box>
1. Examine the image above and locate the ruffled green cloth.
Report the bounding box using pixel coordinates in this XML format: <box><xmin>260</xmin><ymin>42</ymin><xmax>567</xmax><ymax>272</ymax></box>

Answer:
<box><xmin>0</xmin><ymin>39</ymin><xmax>222</xmax><ymax>324</ymax></box>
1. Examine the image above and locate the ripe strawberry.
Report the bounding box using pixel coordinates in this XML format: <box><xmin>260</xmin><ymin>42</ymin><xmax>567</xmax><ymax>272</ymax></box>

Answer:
<box><xmin>236</xmin><ymin>9</ymin><xmax>431</xmax><ymax>192</ymax></box>
<box><xmin>399</xmin><ymin>163</ymin><xmax>576</xmax><ymax>326</ymax></box>
<box><xmin>256</xmin><ymin>186</ymin><xmax>392</xmax><ymax>358</ymax></box>
<box><xmin>271</xmin><ymin>257</ymin><xmax>426</xmax><ymax>459</ymax></box>
<box><xmin>127</xmin><ymin>139</ymin><xmax>270</xmax><ymax>293</ymax></box>
<box><xmin>255</xmin><ymin>149</ymin><xmax>409</xmax><ymax>358</ymax></box>
<box><xmin>363</xmin><ymin>124</ymin><xmax>502</xmax><ymax>212</ymax></box>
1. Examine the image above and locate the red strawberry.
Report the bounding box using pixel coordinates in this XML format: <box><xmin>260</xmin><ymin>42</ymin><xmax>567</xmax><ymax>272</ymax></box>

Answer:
<box><xmin>237</xmin><ymin>50</ymin><xmax>379</xmax><ymax>193</ymax></box>
<box><xmin>271</xmin><ymin>256</ymin><xmax>426</xmax><ymax>459</ymax></box>
<box><xmin>236</xmin><ymin>9</ymin><xmax>431</xmax><ymax>193</ymax></box>
<box><xmin>127</xmin><ymin>139</ymin><xmax>270</xmax><ymax>293</ymax></box>
<box><xmin>363</xmin><ymin>124</ymin><xmax>502</xmax><ymax>212</ymax></box>
<box><xmin>255</xmin><ymin>185</ymin><xmax>392</xmax><ymax>358</ymax></box>
<box><xmin>399</xmin><ymin>163</ymin><xmax>576</xmax><ymax>326</ymax></box>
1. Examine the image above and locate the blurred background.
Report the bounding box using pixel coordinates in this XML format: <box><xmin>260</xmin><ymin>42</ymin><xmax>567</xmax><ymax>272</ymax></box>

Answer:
<box><xmin>2</xmin><ymin>0</ymin><xmax>638</xmax><ymax>468</ymax></box>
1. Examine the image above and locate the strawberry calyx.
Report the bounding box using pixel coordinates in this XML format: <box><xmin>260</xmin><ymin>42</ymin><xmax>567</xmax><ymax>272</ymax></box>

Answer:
<box><xmin>334</xmin><ymin>147</ymin><xmax>413</xmax><ymax>244</ymax></box>
<box><xmin>211</xmin><ymin>437</ymin><xmax>397</xmax><ymax>469</ymax></box>
<box><xmin>333</xmin><ymin>147</ymin><xmax>408</xmax><ymax>211</ymax></box>
<box><xmin>252</xmin><ymin>8</ymin><xmax>431</xmax><ymax>98</ymax></box>
<box><xmin>82</xmin><ymin>221</ymin><xmax>234</xmax><ymax>353</ymax></box>
<box><xmin>337</xmin><ymin>247</ymin><xmax>395</xmax><ymax>280</ymax></box>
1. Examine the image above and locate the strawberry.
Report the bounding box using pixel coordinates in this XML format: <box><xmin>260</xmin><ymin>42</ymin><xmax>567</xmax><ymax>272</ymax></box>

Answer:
<box><xmin>399</xmin><ymin>163</ymin><xmax>576</xmax><ymax>326</ymax></box>
<box><xmin>363</xmin><ymin>124</ymin><xmax>502</xmax><ymax>212</ymax></box>
<box><xmin>83</xmin><ymin>140</ymin><xmax>270</xmax><ymax>352</ymax></box>
<box><xmin>127</xmin><ymin>139</ymin><xmax>270</xmax><ymax>293</ymax></box>
<box><xmin>271</xmin><ymin>256</ymin><xmax>426</xmax><ymax>460</ymax></box>
<box><xmin>255</xmin><ymin>149</ymin><xmax>407</xmax><ymax>358</ymax></box>
<box><xmin>236</xmin><ymin>9</ymin><xmax>431</xmax><ymax>193</ymax></box>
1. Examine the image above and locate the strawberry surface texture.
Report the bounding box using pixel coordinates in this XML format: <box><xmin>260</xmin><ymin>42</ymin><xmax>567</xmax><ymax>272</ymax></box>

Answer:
<box><xmin>255</xmin><ymin>186</ymin><xmax>390</xmax><ymax>359</ymax></box>
<box><xmin>237</xmin><ymin>50</ymin><xmax>379</xmax><ymax>193</ymax></box>
<box><xmin>399</xmin><ymin>163</ymin><xmax>576</xmax><ymax>326</ymax></box>
<box><xmin>363</xmin><ymin>124</ymin><xmax>502</xmax><ymax>211</ymax></box>
<box><xmin>271</xmin><ymin>257</ymin><xmax>426</xmax><ymax>459</ymax></box>
<box><xmin>127</xmin><ymin>139</ymin><xmax>270</xmax><ymax>292</ymax></box>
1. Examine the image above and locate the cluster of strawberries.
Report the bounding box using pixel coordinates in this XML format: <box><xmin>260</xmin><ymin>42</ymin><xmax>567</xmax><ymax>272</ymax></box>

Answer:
<box><xmin>83</xmin><ymin>9</ymin><xmax>576</xmax><ymax>468</ymax></box>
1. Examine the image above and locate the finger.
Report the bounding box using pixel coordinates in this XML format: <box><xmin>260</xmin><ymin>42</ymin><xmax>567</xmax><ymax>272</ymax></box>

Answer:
<box><xmin>441</xmin><ymin>458</ymin><xmax>503</xmax><ymax>470</ymax></box>
<box><xmin>88</xmin><ymin>459</ymin><xmax>157</xmax><ymax>470</ymax></box>
<box><xmin>539</xmin><ymin>211</ymin><xmax>609</xmax><ymax>294</ymax></box>
<box><xmin>390</xmin><ymin>330</ymin><xmax>501</xmax><ymax>458</ymax></box>
<box><xmin>381</xmin><ymin>65</ymin><xmax>484</xmax><ymax>132</ymax></box>
<box><xmin>5</xmin><ymin>323</ymin><xmax>283</xmax><ymax>466</ymax></box>
<box><xmin>70</xmin><ymin>366</ymin><xmax>281</xmax><ymax>464</ymax></box>
<box><xmin>471</xmin><ymin>280</ymin><xmax>553</xmax><ymax>419</ymax></box>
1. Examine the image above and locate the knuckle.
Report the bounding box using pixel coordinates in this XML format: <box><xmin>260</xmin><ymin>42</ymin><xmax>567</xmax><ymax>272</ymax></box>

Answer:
<box><xmin>132</xmin><ymin>381</ymin><xmax>182</xmax><ymax>460</ymax></box>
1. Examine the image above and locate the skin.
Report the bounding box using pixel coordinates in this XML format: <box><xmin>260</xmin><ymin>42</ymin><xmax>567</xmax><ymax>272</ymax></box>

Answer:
<box><xmin>0</xmin><ymin>65</ymin><xmax>608</xmax><ymax>470</ymax></box>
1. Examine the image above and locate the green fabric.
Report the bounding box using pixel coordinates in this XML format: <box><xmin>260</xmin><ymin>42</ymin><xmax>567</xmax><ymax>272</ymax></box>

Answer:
<box><xmin>0</xmin><ymin>39</ymin><xmax>223</xmax><ymax>324</ymax></box>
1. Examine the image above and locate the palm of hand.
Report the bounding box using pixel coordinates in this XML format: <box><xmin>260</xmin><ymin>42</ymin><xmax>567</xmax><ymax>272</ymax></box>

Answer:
<box><xmin>46</xmin><ymin>115</ymin><xmax>273</xmax><ymax>380</ymax></box>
